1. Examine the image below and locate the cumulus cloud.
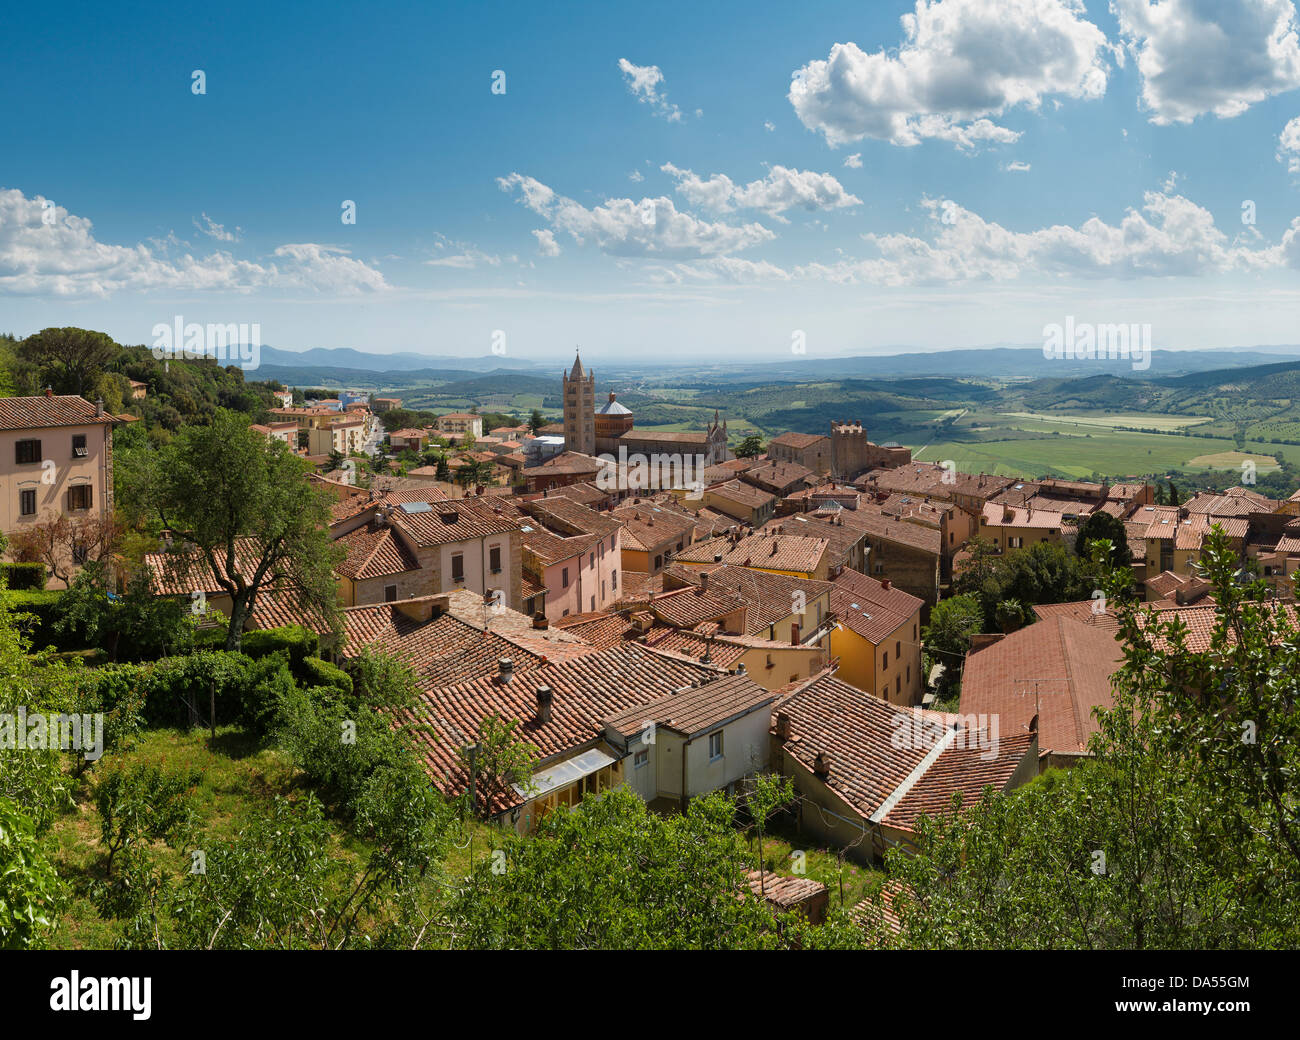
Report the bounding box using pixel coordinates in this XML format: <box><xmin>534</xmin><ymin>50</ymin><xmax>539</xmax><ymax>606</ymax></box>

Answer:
<box><xmin>532</xmin><ymin>229</ymin><xmax>561</xmax><ymax>257</ymax></box>
<box><xmin>1278</xmin><ymin>115</ymin><xmax>1300</xmax><ymax>172</ymax></box>
<box><xmin>796</xmin><ymin>191</ymin><xmax>1284</xmax><ymax>284</ymax></box>
<box><xmin>618</xmin><ymin>59</ymin><xmax>684</xmax><ymax>121</ymax></box>
<box><xmin>843</xmin><ymin>153</ymin><xmax>863</xmax><ymax>168</ymax></box>
<box><xmin>1113</xmin><ymin>0</ymin><xmax>1300</xmax><ymax>124</ymax></box>
<box><xmin>788</xmin><ymin>0</ymin><xmax>1109</xmax><ymax>148</ymax></box>
<box><xmin>1003</xmin><ymin>160</ymin><xmax>1032</xmax><ymax>171</ymax></box>
<box><xmin>0</xmin><ymin>189</ymin><xmax>388</xmax><ymax>296</ymax></box>
<box><xmin>659</xmin><ymin>163</ymin><xmax>862</xmax><ymax>219</ymax></box>
<box><xmin>497</xmin><ymin>173</ymin><xmax>775</xmax><ymax>258</ymax></box>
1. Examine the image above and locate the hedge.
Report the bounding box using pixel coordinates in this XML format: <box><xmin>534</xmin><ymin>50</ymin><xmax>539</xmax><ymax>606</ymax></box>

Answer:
<box><xmin>0</xmin><ymin>562</ymin><xmax>47</xmax><ymax>591</ymax></box>
<box><xmin>301</xmin><ymin>656</ymin><xmax>353</xmax><ymax>697</ymax></box>
<box><xmin>1</xmin><ymin>590</ymin><xmax>68</xmax><ymax>650</ymax></box>
<box><xmin>239</xmin><ymin>625</ymin><xmax>319</xmax><ymax>668</ymax></box>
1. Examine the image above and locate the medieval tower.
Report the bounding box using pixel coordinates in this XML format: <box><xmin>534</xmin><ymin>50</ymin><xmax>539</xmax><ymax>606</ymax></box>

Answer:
<box><xmin>562</xmin><ymin>351</ymin><xmax>596</xmax><ymax>455</ymax></box>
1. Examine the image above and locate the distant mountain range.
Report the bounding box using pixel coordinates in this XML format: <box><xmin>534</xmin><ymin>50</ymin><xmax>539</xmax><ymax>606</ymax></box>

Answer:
<box><xmin>246</xmin><ymin>343</ymin><xmax>1300</xmax><ymax>387</ymax></box>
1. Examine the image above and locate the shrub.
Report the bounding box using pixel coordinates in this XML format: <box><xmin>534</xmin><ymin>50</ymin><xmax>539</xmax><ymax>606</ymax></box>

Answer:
<box><xmin>239</xmin><ymin>625</ymin><xmax>319</xmax><ymax>669</ymax></box>
<box><xmin>0</xmin><ymin>562</ymin><xmax>47</xmax><ymax>591</ymax></box>
<box><xmin>1</xmin><ymin>591</ymin><xmax>67</xmax><ymax>650</ymax></box>
<box><xmin>301</xmin><ymin>656</ymin><xmax>352</xmax><ymax>698</ymax></box>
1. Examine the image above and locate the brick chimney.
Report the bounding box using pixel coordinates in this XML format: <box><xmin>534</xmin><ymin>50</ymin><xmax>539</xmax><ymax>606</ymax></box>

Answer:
<box><xmin>775</xmin><ymin>712</ymin><xmax>791</xmax><ymax>740</ymax></box>
<box><xmin>535</xmin><ymin>684</ymin><xmax>553</xmax><ymax>725</ymax></box>
<box><xmin>813</xmin><ymin>750</ymin><xmax>830</xmax><ymax>778</ymax></box>
<box><xmin>880</xmin><ymin>578</ymin><xmax>891</xmax><ymax>591</ymax></box>
<box><xmin>532</xmin><ymin>612</ymin><xmax>549</xmax><ymax>630</ymax></box>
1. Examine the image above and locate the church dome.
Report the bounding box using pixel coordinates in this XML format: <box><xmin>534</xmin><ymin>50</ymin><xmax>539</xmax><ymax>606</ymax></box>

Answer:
<box><xmin>597</xmin><ymin>391</ymin><xmax>632</xmax><ymax>416</ymax></box>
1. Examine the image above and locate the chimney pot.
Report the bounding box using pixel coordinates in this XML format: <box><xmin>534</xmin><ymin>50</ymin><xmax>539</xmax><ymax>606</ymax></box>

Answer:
<box><xmin>497</xmin><ymin>657</ymin><xmax>514</xmax><ymax>682</ymax></box>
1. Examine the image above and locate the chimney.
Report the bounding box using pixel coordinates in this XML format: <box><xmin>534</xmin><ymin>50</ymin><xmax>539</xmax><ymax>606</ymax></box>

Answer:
<box><xmin>43</xmin><ymin>385</ymin><xmax>53</xmax><ymax>398</ymax></box>
<box><xmin>496</xmin><ymin>657</ymin><xmax>514</xmax><ymax>683</ymax></box>
<box><xmin>813</xmin><ymin>750</ymin><xmax>831</xmax><ymax>778</ymax></box>
<box><xmin>535</xmin><ymin>685</ymin><xmax>553</xmax><ymax>725</ymax></box>
<box><xmin>699</xmin><ymin>572</ymin><xmax>709</xmax><ymax>592</ymax></box>
<box><xmin>881</xmin><ymin>578</ymin><xmax>891</xmax><ymax>591</ymax></box>
<box><xmin>95</xmin><ymin>396</ymin><xmax>104</xmax><ymax>417</ymax></box>
<box><xmin>775</xmin><ymin>712</ymin><xmax>791</xmax><ymax>740</ymax></box>
<box><xmin>532</xmin><ymin>612</ymin><xmax>549</xmax><ymax>630</ymax></box>
<box><xmin>713</xmin><ymin>552</ymin><xmax>724</xmax><ymax>563</ymax></box>
<box><xmin>733</xmin><ymin>662</ymin><xmax>746</xmax><ymax>676</ymax></box>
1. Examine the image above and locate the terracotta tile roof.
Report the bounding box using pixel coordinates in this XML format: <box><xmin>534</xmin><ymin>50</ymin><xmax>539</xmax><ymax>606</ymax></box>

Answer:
<box><xmin>673</xmin><ymin>530</ymin><xmax>829</xmax><ymax>574</ymax></box>
<box><xmin>707</xmin><ymin>479</ymin><xmax>776</xmax><ymax>512</ymax></box>
<box><xmin>403</xmin><ymin>644</ymin><xmax>718</xmax><ymax>814</ymax></box>
<box><xmin>759</xmin><ymin>514</ymin><xmax>864</xmax><ymax>569</ymax></box>
<box><xmin>1108</xmin><ymin>483</ymin><xmax>1148</xmax><ymax>500</ymax></box>
<box><xmin>0</xmin><ymin>394</ymin><xmax>115</xmax><ymax>430</ymax></box>
<box><xmin>144</xmin><ymin>537</ymin><xmax>274</xmax><ymax>597</ymax></box>
<box><xmin>1030</xmin><ymin>599</ymin><xmax>1120</xmax><ymax>633</ymax></box>
<box><xmin>640</xmin><ymin>628</ymin><xmax>748</xmax><ymax>668</ymax></box>
<box><xmin>745</xmin><ymin>870</ymin><xmax>827</xmax><ymax>911</ymax></box>
<box><xmin>242</xmin><ymin>587</ymin><xmax>335</xmax><ymax>634</ymax></box>
<box><xmin>828</xmin><ymin>569</ymin><xmax>922</xmax><ymax>644</ymax></box>
<box><xmin>777</xmin><ymin>672</ymin><xmax>1033</xmax><ymax>830</ymax></box>
<box><xmin>835</xmin><ymin>505</ymin><xmax>942</xmax><ymax>555</ymax></box>
<box><xmin>441</xmin><ymin>589</ymin><xmax>595</xmax><ymax>661</ymax></box>
<box><xmin>769</xmin><ymin>432</ymin><xmax>829</xmax><ymax>450</ymax></box>
<box><xmin>648</xmin><ymin>584</ymin><xmax>747</xmax><ymax>628</ymax></box>
<box><xmin>741</xmin><ymin>459</ymin><xmax>816</xmax><ymax>492</ymax></box>
<box><xmin>552</xmin><ymin>611</ymin><xmax>635</xmax><ymax>650</ymax></box>
<box><xmin>336</xmin><ymin>522</ymin><xmax>421</xmax><ymax>580</ymax></box>
<box><xmin>1184</xmin><ymin>486</ymin><xmax>1276</xmax><ymax>516</ymax></box>
<box><xmin>343</xmin><ymin>601</ymin><xmax>545</xmax><ymax>685</ymax></box>
<box><xmin>1138</xmin><ymin>601</ymin><xmax>1297</xmax><ymax>653</ymax></box>
<box><xmin>670</xmin><ymin>565</ymin><xmax>818</xmax><ymax>635</ymax></box>
<box><xmin>389</xmin><ymin>498</ymin><xmax>520</xmax><ymax>547</ymax></box>
<box><xmin>960</xmin><ymin>616</ymin><xmax>1124</xmax><ymax>755</ymax></box>
<box><xmin>603</xmin><ymin>672</ymin><xmax>777</xmax><ymax>739</ymax></box>
<box><xmin>981</xmin><ymin>502</ymin><xmax>1069</xmax><ymax>530</ymax></box>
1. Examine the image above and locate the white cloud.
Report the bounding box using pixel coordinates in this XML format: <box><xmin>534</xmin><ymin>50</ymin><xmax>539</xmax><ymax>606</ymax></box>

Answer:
<box><xmin>1003</xmin><ymin>160</ymin><xmax>1032</xmax><ymax>171</ymax></box>
<box><xmin>648</xmin><ymin>257</ymin><xmax>793</xmax><ymax>284</ymax></box>
<box><xmin>1113</xmin><ymin>0</ymin><xmax>1300</xmax><ymax>124</ymax></box>
<box><xmin>617</xmin><ymin>58</ymin><xmax>684</xmax><ymax>122</ymax></box>
<box><xmin>0</xmin><ymin>189</ymin><xmax>388</xmax><ymax>296</ymax></box>
<box><xmin>532</xmin><ymin>229</ymin><xmax>561</xmax><ymax>257</ymax></box>
<box><xmin>794</xmin><ymin>191</ymin><xmax>1288</xmax><ymax>285</ymax></box>
<box><xmin>1279</xmin><ymin>116</ymin><xmax>1300</xmax><ymax>172</ymax></box>
<box><xmin>788</xmin><ymin>0</ymin><xmax>1109</xmax><ymax>148</ymax></box>
<box><xmin>193</xmin><ymin>212</ymin><xmax>241</xmax><ymax>242</ymax></box>
<box><xmin>764</xmin><ymin>120</ymin><xmax>776</xmax><ymax>132</ymax></box>
<box><xmin>843</xmin><ymin>153</ymin><xmax>863</xmax><ymax>168</ymax></box>
<box><xmin>628</xmin><ymin>170</ymin><xmax>644</xmax><ymax>182</ymax></box>
<box><xmin>659</xmin><ymin>163</ymin><xmax>862</xmax><ymax>219</ymax></box>
<box><xmin>497</xmin><ymin>173</ymin><xmax>775</xmax><ymax>258</ymax></box>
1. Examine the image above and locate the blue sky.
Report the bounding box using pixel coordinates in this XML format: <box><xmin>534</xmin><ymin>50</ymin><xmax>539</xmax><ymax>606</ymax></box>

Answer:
<box><xmin>3</xmin><ymin>0</ymin><xmax>1300</xmax><ymax>365</ymax></box>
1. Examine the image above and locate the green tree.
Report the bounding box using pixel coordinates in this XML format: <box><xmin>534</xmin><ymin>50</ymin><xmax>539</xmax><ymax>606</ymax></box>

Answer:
<box><xmin>21</xmin><ymin>326</ymin><xmax>119</xmax><ymax>397</ymax></box>
<box><xmin>125</xmin><ymin>409</ymin><xmax>343</xmax><ymax>650</ymax></box>
<box><xmin>922</xmin><ymin>593</ymin><xmax>983</xmax><ymax>683</ymax></box>
<box><xmin>1077</xmin><ymin>511</ymin><xmax>1132</xmax><ymax>568</ymax></box>
<box><xmin>0</xmin><ymin>797</ymin><xmax>65</xmax><ymax>950</ymax></box>
<box><xmin>459</xmin><ymin>713</ymin><xmax>538</xmax><ymax>818</ymax></box>
<box><xmin>528</xmin><ymin>409</ymin><xmax>545</xmax><ymax>434</ymax></box>
<box><xmin>735</xmin><ymin>434</ymin><xmax>764</xmax><ymax>459</ymax></box>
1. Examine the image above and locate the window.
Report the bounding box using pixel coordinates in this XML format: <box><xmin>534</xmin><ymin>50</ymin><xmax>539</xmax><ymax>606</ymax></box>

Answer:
<box><xmin>451</xmin><ymin>553</ymin><xmax>465</xmax><ymax>583</ymax></box>
<box><xmin>611</xmin><ymin>570</ymin><xmax>617</xmax><ymax>590</ymax></box>
<box><xmin>489</xmin><ymin>546</ymin><xmax>502</xmax><ymax>574</ymax></box>
<box><xmin>896</xmin><ymin>676</ymin><xmax>901</xmax><ymax>696</ymax></box>
<box><xmin>562</xmin><ymin>566</ymin><xmax>569</xmax><ymax>587</ymax></box>
<box><xmin>67</xmin><ymin>485</ymin><xmax>92</xmax><ymax>511</ymax></box>
<box><xmin>913</xmin><ymin>624</ymin><xmax>917</xmax><ymax>640</ymax></box>
<box><xmin>72</xmin><ymin>434</ymin><xmax>87</xmax><ymax>457</ymax></box>
<box><xmin>590</xmin><ymin>595</ymin><xmax>595</xmax><ymax>611</ymax></box>
<box><xmin>589</xmin><ymin>552</ymin><xmax>595</xmax><ymax>569</ymax></box>
<box><xmin>896</xmin><ymin>640</ymin><xmax>901</xmax><ymax>658</ymax></box>
<box><xmin>15</xmin><ymin>439</ymin><xmax>40</xmax><ymax>465</ymax></box>
<box><xmin>384</xmin><ymin>584</ymin><xmax>398</xmax><ymax>602</ymax></box>
<box><xmin>634</xmin><ymin>749</ymin><xmax>648</xmax><ymax>769</ymax></box>
<box><xmin>882</xmin><ymin>651</ymin><xmax>888</xmax><ymax>669</ymax></box>
<box><xmin>708</xmin><ymin>731</ymin><xmax>724</xmax><ymax>760</ymax></box>
<box><xmin>19</xmin><ymin>489</ymin><xmax>36</xmax><ymax>516</ymax></box>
